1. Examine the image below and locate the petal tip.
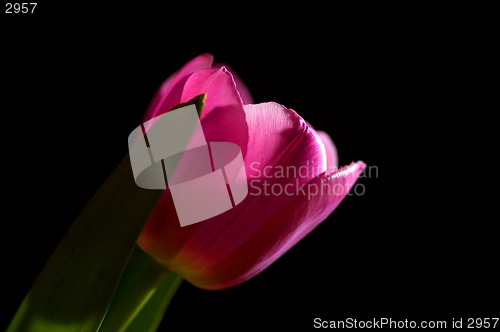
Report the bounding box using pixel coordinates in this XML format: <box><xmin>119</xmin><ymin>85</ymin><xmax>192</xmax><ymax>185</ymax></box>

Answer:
<box><xmin>357</xmin><ymin>160</ymin><xmax>367</xmax><ymax>170</ymax></box>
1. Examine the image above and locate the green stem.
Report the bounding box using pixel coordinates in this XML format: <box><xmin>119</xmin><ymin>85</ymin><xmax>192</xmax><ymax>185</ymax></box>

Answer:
<box><xmin>98</xmin><ymin>247</ymin><xmax>180</xmax><ymax>332</ymax></box>
<box><xmin>125</xmin><ymin>271</ymin><xmax>183</xmax><ymax>332</ymax></box>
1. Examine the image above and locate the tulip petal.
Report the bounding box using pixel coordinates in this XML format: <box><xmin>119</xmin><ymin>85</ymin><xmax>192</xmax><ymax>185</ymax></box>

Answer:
<box><xmin>317</xmin><ymin>131</ymin><xmax>339</xmax><ymax>173</ymax></box>
<box><xmin>243</xmin><ymin>102</ymin><xmax>327</xmax><ymax>185</ymax></box>
<box><xmin>181</xmin><ymin>67</ymin><xmax>249</xmax><ymax>156</ymax></box>
<box><xmin>184</xmin><ymin>103</ymin><xmax>327</xmax><ymax>263</ymax></box>
<box><xmin>142</xmin><ymin>53</ymin><xmax>213</xmax><ymax>122</ymax></box>
<box><xmin>213</xmin><ymin>63</ymin><xmax>254</xmax><ymax>104</ymax></box>
<box><xmin>188</xmin><ymin>161</ymin><xmax>366</xmax><ymax>290</ymax></box>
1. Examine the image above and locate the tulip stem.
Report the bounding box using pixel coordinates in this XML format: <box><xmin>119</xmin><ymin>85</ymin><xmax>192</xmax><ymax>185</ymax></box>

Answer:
<box><xmin>98</xmin><ymin>246</ymin><xmax>182</xmax><ymax>332</ymax></box>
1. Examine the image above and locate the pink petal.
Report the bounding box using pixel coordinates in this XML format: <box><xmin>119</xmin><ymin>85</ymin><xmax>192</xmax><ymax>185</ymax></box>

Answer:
<box><xmin>213</xmin><ymin>63</ymin><xmax>254</xmax><ymax>104</ymax></box>
<box><xmin>243</xmin><ymin>102</ymin><xmax>326</xmax><ymax>186</ymax></box>
<box><xmin>189</xmin><ymin>161</ymin><xmax>366</xmax><ymax>290</ymax></box>
<box><xmin>258</xmin><ymin>162</ymin><xmax>367</xmax><ymax>272</ymax></box>
<box><xmin>138</xmin><ymin>67</ymin><xmax>251</xmax><ymax>265</ymax></box>
<box><xmin>181</xmin><ymin>67</ymin><xmax>249</xmax><ymax>156</ymax></box>
<box><xmin>142</xmin><ymin>53</ymin><xmax>214</xmax><ymax>122</ymax></box>
<box><xmin>317</xmin><ymin>131</ymin><xmax>339</xmax><ymax>173</ymax></box>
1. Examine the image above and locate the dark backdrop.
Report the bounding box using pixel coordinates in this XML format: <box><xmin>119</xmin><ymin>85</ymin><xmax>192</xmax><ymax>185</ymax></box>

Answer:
<box><xmin>1</xmin><ymin>3</ymin><xmax>495</xmax><ymax>331</ymax></box>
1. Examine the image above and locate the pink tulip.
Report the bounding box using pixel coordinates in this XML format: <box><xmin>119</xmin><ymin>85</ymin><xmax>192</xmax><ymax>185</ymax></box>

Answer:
<box><xmin>137</xmin><ymin>54</ymin><xmax>366</xmax><ymax>290</ymax></box>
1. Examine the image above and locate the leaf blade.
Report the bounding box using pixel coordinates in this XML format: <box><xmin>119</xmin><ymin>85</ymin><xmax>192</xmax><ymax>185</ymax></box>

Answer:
<box><xmin>7</xmin><ymin>95</ymin><xmax>205</xmax><ymax>332</ymax></box>
<box><xmin>124</xmin><ymin>272</ymin><xmax>183</xmax><ymax>332</ymax></box>
<box><xmin>8</xmin><ymin>155</ymin><xmax>163</xmax><ymax>332</ymax></box>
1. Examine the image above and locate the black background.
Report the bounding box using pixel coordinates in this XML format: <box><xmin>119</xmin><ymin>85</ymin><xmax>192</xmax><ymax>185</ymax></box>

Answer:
<box><xmin>1</xmin><ymin>2</ymin><xmax>496</xmax><ymax>331</ymax></box>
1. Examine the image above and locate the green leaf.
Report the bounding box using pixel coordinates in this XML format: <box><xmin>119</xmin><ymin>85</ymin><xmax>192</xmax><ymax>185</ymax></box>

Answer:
<box><xmin>98</xmin><ymin>247</ymin><xmax>182</xmax><ymax>332</ymax></box>
<box><xmin>7</xmin><ymin>155</ymin><xmax>163</xmax><ymax>332</ymax></box>
<box><xmin>125</xmin><ymin>272</ymin><xmax>182</xmax><ymax>332</ymax></box>
<box><xmin>172</xmin><ymin>94</ymin><xmax>206</xmax><ymax>117</ymax></box>
<box><xmin>7</xmin><ymin>95</ymin><xmax>205</xmax><ymax>332</ymax></box>
<box><xmin>97</xmin><ymin>246</ymin><xmax>182</xmax><ymax>332</ymax></box>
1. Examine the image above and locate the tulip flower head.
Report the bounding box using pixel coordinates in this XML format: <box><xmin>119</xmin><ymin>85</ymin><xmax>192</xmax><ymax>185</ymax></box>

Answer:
<box><xmin>137</xmin><ymin>54</ymin><xmax>365</xmax><ymax>290</ymax></box>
